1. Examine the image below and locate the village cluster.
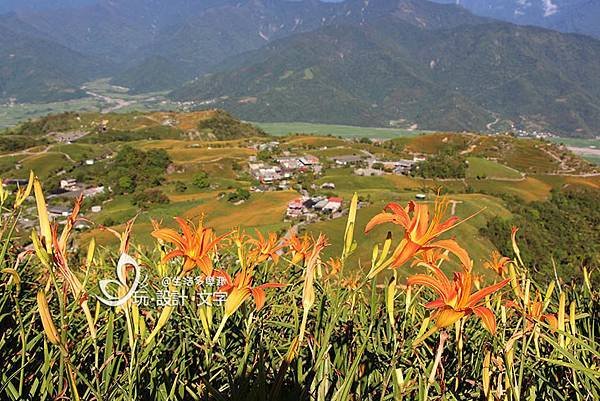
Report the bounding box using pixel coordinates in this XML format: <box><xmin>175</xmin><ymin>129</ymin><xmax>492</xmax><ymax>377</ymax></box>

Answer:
<box><xmin>3</xmin><ymin>136</ymin><xmax>433</xmax><ymax>233</ymax></box>
<box><xmin>285</xmin><ymin>195</ymin><xmax>344</xmax><ymax>221</ymax></box>
<box><xmin>245</xmin><ymin>141</ymin><xmax>429</xmax><ymax>222</ymax></box>
<box><xmin>3</xmin><ymin>157</ymin><xmax>106</xmax><ymax>230</ymax></box>
<box><xmin>248</xmin><ymin>151</ymin><xmax>322</xmax><ymax>192</ymax></box>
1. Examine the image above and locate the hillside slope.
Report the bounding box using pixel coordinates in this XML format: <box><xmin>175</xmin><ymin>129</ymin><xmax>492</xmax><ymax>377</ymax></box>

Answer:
<box><xmin>113</xmin><ymin>0</ymin><xmax>486</xmax><ymax>91</ymax></box>
<box><xmin>0</xmin><ymin>20</ymin><xmax>99</xmax><ymax>102</ymax></box>
<box><xmin>171</xmin><ymin>19</ymin><xmax>600</xmax><ymax>137</ymax></box>
<box><xmin>3</xmin><ymin>110</ymin><xmax>266</xmax><ymax>143</ymax></box>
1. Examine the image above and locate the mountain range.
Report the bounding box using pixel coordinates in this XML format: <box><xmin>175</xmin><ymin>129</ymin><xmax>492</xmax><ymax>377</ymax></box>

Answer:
<box><xmin>2</xmin><ymin>0</ymin><xmax>600</xmax><ymax>137</ymax></box>
<box><xmin>171</xmin><ymin>18</ymin><xmax>600</xmax><ymax>136</ymax></box>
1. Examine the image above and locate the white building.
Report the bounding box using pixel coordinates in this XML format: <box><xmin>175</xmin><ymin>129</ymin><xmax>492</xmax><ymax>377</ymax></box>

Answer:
<box><xmin>60</xmin><ymin>179</ymin><xmax>78</xmax><ymax>191</ymax></box>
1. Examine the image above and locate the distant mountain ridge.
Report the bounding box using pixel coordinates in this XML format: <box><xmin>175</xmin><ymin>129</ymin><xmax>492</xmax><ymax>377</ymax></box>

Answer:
<box><xmin>171</xmin><ymin>17</ymin><xmax>600</xmax><ymax>137</ymax></box>
<box><xmin>0</xmin><ymin>18</ymin><xmax>100</xmax><ymax>102</ymax></box>
<box><xmin>1</xmin><ymin>0</ymin><xmax>600</xmax><ymax>137</ymax></box>
<box><xmin>114</xmin><ymin>0</ymin><xmax>486</xmax><ymax>90</ymax></box>
<box><xmin>0</xmin><ymin>0</ymin><xmax>490</xmax><ymax>97</ymax></box>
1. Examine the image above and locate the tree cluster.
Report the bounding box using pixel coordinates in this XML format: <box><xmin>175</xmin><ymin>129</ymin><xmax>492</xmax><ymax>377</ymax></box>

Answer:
<box><xmin>481</xmin><ymin>187</ymin><xmax>600</xmax><ymax>284</ymax></box>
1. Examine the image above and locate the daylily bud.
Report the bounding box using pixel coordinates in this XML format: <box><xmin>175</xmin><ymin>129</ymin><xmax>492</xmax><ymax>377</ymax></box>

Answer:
<box><xmin>510</xmin><ymin>226</ymin><xmax>524</xmax><ymax>267</ymax></box>
<box><xmin>569</xmin><ymin>301</ymin><xmax>576</xmax><ymax>337</ymax></box>
<box><xmin>37</xmin><ymin>291</ymin><xmax>60</xmax><ymax>346</ymax></box>
<box><xmin>558</xmin><ymin>292</ymin><xmax>566</xmax><ymax>347</ymax></box>
<box><xmin>582</xmin><ymin>267</ymin><xmax>591</xmax><ymax>294</ymax></box>
<box><xmin>482</xmin><ymin>349</ymin><xmax>492</xmax><ymax>398</ymax></box>
<box><xmin>14</xmin><ymin>170</ymin><xmax>34</xmax><ymax>208</ymax></box>
<box><xmin>386</xmin><ymin>273</ymin><xmax>396</xmax><ymax>326</ymax></box>
<box><xmin>33</xmin><ymin>177</ymin><xmax>52</xmax><ymax>253</ymax></box>
<box><xmin>31</xmin><ymin>230</ymin><xmax>50</xmax><ymax>268</ymax></box>
<box><xmin>86</xmin><ymin>238</ymin><xmax>96</xmax><ymax>269</ymax></box>
<box><xmin>543</xmin><ymin>281</ymin><xmax>555</xmax><ymax>310</ymax></box>
<box><xmin>2</xmin><ymin>268</ymin><xmax>21</xmax><ymax>291</ymax></box>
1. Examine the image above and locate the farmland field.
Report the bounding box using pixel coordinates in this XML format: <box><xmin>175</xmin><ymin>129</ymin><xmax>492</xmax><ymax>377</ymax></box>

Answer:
<box><xmin>1</xmin><ymin>111</ymin><xmax>598</xmax><ymax>267</ymax></box>
<box><xmin>0</xmin><ymin>80</ymin><xmax>182</xmax><ymax>129</ymax></box>
<box><xmin>466</xmin><ymin>157</ymin><xmax>523</xmax><ymax>179</ymax></box>
<box><xmin>19</xmin><ymin>152</ymin><xmax>74</xmax><ymax>178</ymax></box>
<box><xmin>255</xmin><ymin>122</ymin><xmax>427</xmax><ymax>138</ymax></box>
<box><xmin>548</xmin><ymin>137</ymin><xmax>600</xmax><ymax>148</ymax></box>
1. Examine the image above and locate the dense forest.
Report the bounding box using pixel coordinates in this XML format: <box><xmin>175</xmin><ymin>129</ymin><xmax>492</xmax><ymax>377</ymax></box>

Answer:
<box><xmin>413</xmin><ymin>151</ymin><xmax>468</xmax><ymax>179</ymax></box>
<box><xmin>481</xmin><ymin>187</ymin><xmax>600</xmax><ymax>284</ymax></box>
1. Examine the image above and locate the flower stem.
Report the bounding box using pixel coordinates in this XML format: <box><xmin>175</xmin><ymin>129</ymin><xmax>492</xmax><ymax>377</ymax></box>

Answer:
<box><xmin>298</xmin><ymin>308</ymin><xmax>310</xmax><ymax>345</ymax></box>
<box><xmin>425</xmin><ymin>330</ymin><xmax>449</xmax><ymax>400</ymax></box>
<box><xmin>212</xmin><ymin>314</ymin><xmax>229</xmax><ymax>344</ymax></box>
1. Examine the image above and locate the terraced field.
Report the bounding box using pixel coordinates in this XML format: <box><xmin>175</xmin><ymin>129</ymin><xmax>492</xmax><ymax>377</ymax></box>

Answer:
<box><xmin>3</xmin><ymin>111</ymin><xmax>599</xmax><ymax>278</ymax></box>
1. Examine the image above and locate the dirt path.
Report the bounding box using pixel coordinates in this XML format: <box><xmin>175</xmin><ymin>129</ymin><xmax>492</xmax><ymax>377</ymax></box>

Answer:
<box><xmin>2</xmin><ymin>145</ymin><xmax>76</xmax><ymax>164</ymax></box>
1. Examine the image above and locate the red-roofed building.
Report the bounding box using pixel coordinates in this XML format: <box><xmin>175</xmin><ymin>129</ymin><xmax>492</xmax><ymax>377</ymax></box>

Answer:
<box><xmin>324</xmin><ymin>197</ymin><xmax>343</xmax><ymax>213</ymax></box>
<box><xmin>286</xmin><ymin>198</ymin><xmax>305</xmax><ymax>218</ymax></box>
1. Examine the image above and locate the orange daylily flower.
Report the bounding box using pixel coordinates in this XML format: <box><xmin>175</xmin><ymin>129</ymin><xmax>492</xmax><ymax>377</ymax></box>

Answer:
<box><xmin>286</xmin><ymin>233</ymin><xmax>314</xmax><ymax>264</ymax></box>
<box><xmin>212</xmin><ymin>266</ymin><xmax>284</xmax><ymax>343</ymax></box>
<box><xmin>31</xmin><ymin>185</ymin><xmax>97</xmax><ymax>339</ymax></box>
<box><xmin>484</xmin><ymin>251</ymin><xmax>511</xmax><ymax>277</ymax></box>
<box><xmin>152</xmin><ymin>217</ymin><xmax>227</xmax><ymax>276</ymax></box>
<box><xmin>411</xmin><ymin>247</ymin><xmax>448</xmax><ymax>268</ymax></box>
<box><xmin>341</xmin><ymin>273</ymin><xmax>362</xmax><ymax>291</ymax></box>
<box><xmin>49</xmin><ymin>195</ymin><xmax>87</xmax><ymax>297</ymax></box>
<box><xmin>365</xmin><ymin>198</ymin><xmax>474</xmax><ymax>270</ymax></box>
<box><xmin>100</xmin><ymin>215</ymin><xmax>137</xmax><ymax>254</ymax></box>
<box><xmin>324</xmin><ymin>257</ymin><xmax>342</xmax><ymax>279</ymax></box>
<box><xmin>505</xmin><ymin>294</ymin><xmax>558</xmax><ymax>332</ymax></box>
<box><xmin>247</xmin><ymin>230</ymin><xmax>283</xmax><ymax>264</ymax></box>
<box><xmin>407</xmin><ymin>267</ymin><xmax>510</xmax><ymax>334</ymax></box>
<box><xmin>472</xmin><ymin>273</ymin><xmax>486</xmax><ymax>290</ymax></box>
<box><xmin>218</xmin><ymin>270</ymin><xmax>284</xmax><ymax>316</ymax></box>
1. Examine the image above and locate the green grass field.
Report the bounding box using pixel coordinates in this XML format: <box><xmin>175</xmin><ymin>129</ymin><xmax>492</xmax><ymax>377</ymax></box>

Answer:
<box><xmin>466</xmin><ymin>157</ymin><xmax>523</xmax><ymax>179</ymax></box>
<box><xmin>583</xmin><ymin>155</ymin><xmax>600</xmax><ymax>164</ymax></box>
<box><xmin>467</xmin><ymin>176</ymin><xmax>552</xmax><ymax>201</ymax></box>
<box><xmin>0</xmin><ymin>98</ymin><xmax>103</xmax><ymax>129</ymax></box>
<box><xmin>19</xmin><ymin>152</ymin><xmax>74</xmax><ymax>178</ymax></box>
<box><xmin>49</xmin><ymin>143</ymin><xmax>110</xmax><ymax>162</ymax></box>
<box><xmin>256</xmin><ymin>122</ymin><xmax>427</xmax><ymax>139</ymax></box>
<box><xmin>0</xmin><ymin>155</ymin><xmax>26</xmax><ymax>175</ymax></box>
<box><xmin>548</xmin><ymin>137</ymin><xmax>600</xmax><ymax>148</ymax></box>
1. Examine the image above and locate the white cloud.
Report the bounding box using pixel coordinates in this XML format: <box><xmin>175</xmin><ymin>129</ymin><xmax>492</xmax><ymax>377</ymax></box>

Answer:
<box><xmin>542</xmin><ymin>0</ymin><xmax>558</xmax><ymax>17</ymax></box>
